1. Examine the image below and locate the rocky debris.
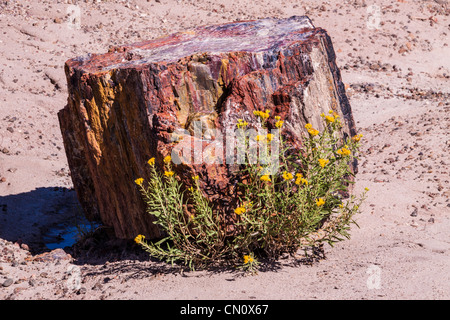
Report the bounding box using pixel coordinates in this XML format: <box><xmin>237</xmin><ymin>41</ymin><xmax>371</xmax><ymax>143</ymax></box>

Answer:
<box><xmin>28</xmin><ymin>248</ymin><xmax>73</xmax><ymax>263</ymax></box>
<box><xmin>358</xmin><ymin>101</ymin><xmax>449</xmax><ymax>214</ymax></box>
<box><xmin>343</xmin><ymin>57</ymin><xmax>401</xmax><ymax>73</ymax></box>
<box><xmin>348</xmin><ymin>81</ymin><xmax>450</xmax><ymax>102</ymax></box>
<box><xmin>0</xmin><ymin>238</ymin><xmax>79</xmax><ymax>300</ymax></box>
<box><xmin>58</xmin><ymin>16</ymin><xmax>356</xmax><ymax>240</ymax></box>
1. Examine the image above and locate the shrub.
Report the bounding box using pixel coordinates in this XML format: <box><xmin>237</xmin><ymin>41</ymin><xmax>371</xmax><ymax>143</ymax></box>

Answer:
<box><xmin>134</xmin><ymin>110</ymin><xmax>367</xmax><ymax>272</ymax></box>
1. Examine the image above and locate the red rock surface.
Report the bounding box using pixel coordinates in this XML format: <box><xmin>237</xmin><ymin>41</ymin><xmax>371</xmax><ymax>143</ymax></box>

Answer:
<box><xmin>58</xmin><ymin>16</ymin><xmax>356</xmax><ymax>239</ymax></box>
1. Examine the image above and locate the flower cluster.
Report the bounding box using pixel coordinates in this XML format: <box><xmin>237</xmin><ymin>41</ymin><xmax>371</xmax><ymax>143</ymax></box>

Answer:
<box><xmin>318</xmin><ymin>158</ymin><xmax>329</xmax><ymax>168</ymax></box>
<box><xmin>282</xmin><ymin>171</ymin><xmax>293</xmax><ymax>181</ymax></box>
<box><xmin>164</xmin><ymin>155</ymin><xmax>172</xmax><ymax>164</ymax></box>
<box><xmin>305</xmin><ymin>123</ymin><xmax>319</xmax><ymax>136</ymax></box>
<box><xmin>337</xmin><ymin>146</ymin><xmax>351</xmax><ymax>156</ymax></box>
<box><xmin>352</xmin><ymin>134</ymin><xmax>363</xmax><ymax>142</ymax></box>
<box><xmin>274</xmin><ymin>116</ymin><xmax>284</xmax><ymax>129</ymax></box>
<box><xmin>134</xmin><ymin>234</ymin><xmax>145</xmax><ymax>244</ymax></box>
<box><xmin>253</xmin><ymin>109</ymin><xmax>270</xmax><ymax>121</ymax></box>
<box><xmin>243</xmin><ymin>254</ymin><xmax>254</xmax><ymax>264</ymax></box>
<box><xmin>236</xmin><ymin>119</ymin><xmax>249</xmax><ymax>129</ymax></box>
<box><xmin>294</xmin><ymin>173</ymin><xmax>308</xmax><ymax>185</ymax></box>
<box><xmin>315</xmin><ymin>198</ymin><xmax>325</xmax><ymax>207</ymax></box>
<box><xmin>255</xmin><ymin>133</ymin><xmax>275</xmax><ymax>142</ymax></box>
<box><xmin>321</xmin><ymin>110</ymin><xmax>341</xmax><ymax>125</ymax></box>
<box><xmin>132</xmin><ymin>107</ymin><xmax>367</xmax><ymax>273</ymax></box>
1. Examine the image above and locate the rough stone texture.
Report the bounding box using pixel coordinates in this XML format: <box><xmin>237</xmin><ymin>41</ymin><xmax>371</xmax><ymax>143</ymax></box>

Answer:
<box><xmin>27</xmin><ymin>248</ymin><xmax>73</xmax><ymax>263</ymax></box>
<box><xmin>58</xmin><ymin>16</ymin><xmax>356</xmax><ymax>240</ymax></box>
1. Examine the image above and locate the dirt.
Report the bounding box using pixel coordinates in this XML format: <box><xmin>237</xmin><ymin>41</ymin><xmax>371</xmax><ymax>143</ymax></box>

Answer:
<box><xmin>0</xmin><ymin>0</ymin><xmax>449</xmax><ymax>300</ymax></box>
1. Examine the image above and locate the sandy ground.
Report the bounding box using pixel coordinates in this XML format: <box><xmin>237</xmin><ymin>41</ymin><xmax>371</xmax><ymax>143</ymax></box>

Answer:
<box><xmin>0</xmin><ymin>0</ymin><xmax>449</xmax><ymax>300</ymax></box>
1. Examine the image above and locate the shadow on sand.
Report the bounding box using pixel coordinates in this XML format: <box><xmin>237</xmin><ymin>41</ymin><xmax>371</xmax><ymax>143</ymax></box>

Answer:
<box><xmin>0</xmin><ymin>186</ymin><xmax>97</xmax><ymax>255</ymax></box>
<box><xmin>0</xmin><ymin>187</ymin><xmax>326</xmax><ymax>279</ymax></box>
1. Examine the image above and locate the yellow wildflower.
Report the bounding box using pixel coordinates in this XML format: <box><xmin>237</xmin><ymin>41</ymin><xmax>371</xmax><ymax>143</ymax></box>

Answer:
<box><xmin>266</xmin><ymin>133</ymin><xmax>274</xmax><ymax>142</ymax></box>
<box><xmin>352</xmin><ymin>134</ymin><xmax>363</xmax><ymax>142</ymax></box>
<box><xmin>305</xmin><ymin>123</ymin><xmax>319</xmax><ymax>136</ymax></box>
<box><xmin>163</xmin><ymin>155</ymin><xmax>172</xmax><ymax>164</ymax></box>
<box><xmin>255</xmin><ymin>135</ymin><xmax>263</xmax><ymax>141</ymax></box>
<box><xmin>295</xmin><ymin>176</ymin><xmax>308</xmax><ymax>186</ymax></box>
<box><xmin>282</xmin><ymin>171</ymin><xmax>293</xmax><ymax>181</ymax></box>
<box><xmin>253</xmin><ymin>110</ymin><xmax>270</xmax><ymax>120</ymax></box>
<box><xmin>134</xmin><ymin>178</ymin><xmax>144</xmax><ymax>186</ymax></box>
<box><xmin>164</xmin><ymin>171</ymin><xmax>174</xmax><ymax>177</ymax></box>
<box><xmin>192</xmin><ymin>175</ymin><xmax>199</xmax><ymax>181</ymax></box>
<box><xmin>260</xmin><ymin>175</ymin><xmax>271</xmax><ymax>182</ymax></box>
<box><xmin>295</xmin><ymin>173</ymin><xmax>303</xmax><ymax>179</ymax></box>
<box><xmin>316</xmin><ymin>198</ymin><xmax>325</xmax><ymax>207</ymax></box>
<box><xmin>237</xmin><ymin>119</ymin><xmax>248</xmax><ymax>129</ymax></box>
<box><xmin>134</xmin><ymin>234</ymin><xmax>145</xmax><ymax>244</ymax></box>
<box><xmin>318</xmin><ymin>158</ymin><xmax>329</xmax><ymax>168</ymax></box>
<box><xmin>275</xmin><ymin>120</ymin><xmax>284</xmax><ymax>128</ymax></box>
<box><xmin>243</xmin><ymin>255</ymin><xmax>254</xmax><ymax>264</ymax></box>
<box><xmin>325</xmin><ymin>115</ymin><xmax>335</xmax><ymax>123</ymax></box>
<box><xmin>365</xmin><ymin>187</ymin><xmax>369</xmax><ymax>191</ymax></box>
<box><xmin>147</xmin><ymin>157</ymin><xmax>155</xmax><ymax>166</ymax></box>
<box><xmin>275</xmin><ymin>116</ymin><xmax>281</xmax><ymax>121</ymax></box>
<box><xmin>308</xmin><ymin>128</ymin><xmax>319</xmax><ymax>136</ymax></box>
<box><xmin>339</xmin><ymin>203</ymin><xmax>344</xmax><ymax>208</ymax></box>
<box><xmin>337</xmin><ymin>147</ymin><xmax>351</xmax><ymax>156</ymax></box>
<box><xmin>235</xmin><ymin>207</ymin><xmax>246</xmax><ymax>215</ymax></box>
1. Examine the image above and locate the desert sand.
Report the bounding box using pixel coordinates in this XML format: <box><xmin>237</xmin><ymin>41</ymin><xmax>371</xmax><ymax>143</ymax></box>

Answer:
<box><xmin>0</xmin><ymin>0</ymin><xmax>449</xmax><ymax>300</ymax></box>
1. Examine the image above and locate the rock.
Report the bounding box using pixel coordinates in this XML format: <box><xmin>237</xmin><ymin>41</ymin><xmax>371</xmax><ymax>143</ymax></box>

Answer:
<box><xmin>58</xmin><ymin>16</ymin><xmax>356</xmax><ymax>239</ymax></box>
<box><xmin>77</xmin><ymin>287</ymin><xmax>87</xmax><ymax>295</ymax></box>
<box><xmin>2</xmin><ymin>278</ymin><xmax>14</xmax><ymax>287</ymax></box>
<box><xmin>30</xmin><ymin>248</ymin><xmax>72</xmax><ymax>263</ymax></box>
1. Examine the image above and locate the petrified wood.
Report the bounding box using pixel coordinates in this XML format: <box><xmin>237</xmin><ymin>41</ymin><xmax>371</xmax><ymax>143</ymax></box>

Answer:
<box><xmin>58</xmin><ymin>16</ymin><xmax>356</xmax><ymax>239</ymax></box>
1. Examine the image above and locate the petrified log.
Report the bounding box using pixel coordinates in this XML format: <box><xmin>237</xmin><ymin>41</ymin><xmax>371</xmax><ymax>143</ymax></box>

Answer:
<box><xmin>58</xmin><ymin>16</ymin><xmax>356</xmax><ymax>240</ymax></box>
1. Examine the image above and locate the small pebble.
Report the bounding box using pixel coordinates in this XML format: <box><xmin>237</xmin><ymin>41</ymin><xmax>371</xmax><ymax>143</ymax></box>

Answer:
<box><xmin>77</xmin><ymin>287</ymin><xmax>87</xmax><ymax>295</ymax></box>
<box><xmin>2</xmin><ymin>278</ymin><xmax>14</xmax><ymax>287</ymax></box>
